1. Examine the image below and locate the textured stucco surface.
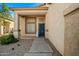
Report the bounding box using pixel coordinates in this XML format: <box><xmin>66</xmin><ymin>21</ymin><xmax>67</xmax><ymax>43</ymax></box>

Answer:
<box><xmin>19</xmin><ymin>16</ymin><xmax>45</xmax><ymax>39</ymax></box>
<box><xmin>0</xmin><ymin>17</ymin><xmax>14</xmax><ymax>35</ymax></box>
<box><xmin>64</xmin><ymin>8</ymin><xmax>79</xmax><ymax>56</ymax></box>
<box><xmin>45</xmin><ymin>3</ymin><xmax>71</xmax><ymax>55</ymax></box>
<box><xmin>45</xmin><ymin>3</ymin><xmax>79</xmax><ymax>55</ymax></box>
<box><xmin>13</xmin><ymin>9</ymin><xmax>47</xmax><ymax>39</ymax></box>
<box><xmin>19</xmin><ymin>16</ymin><xmax>36</xmax><ymax>39</ymax></box>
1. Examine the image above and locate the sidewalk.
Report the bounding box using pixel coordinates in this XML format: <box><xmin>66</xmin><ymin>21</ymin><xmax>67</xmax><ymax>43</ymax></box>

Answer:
<box><xmin>24</xmin><ymin>38</ymin><xmax>53</xmax><ymax>56</ymax></box>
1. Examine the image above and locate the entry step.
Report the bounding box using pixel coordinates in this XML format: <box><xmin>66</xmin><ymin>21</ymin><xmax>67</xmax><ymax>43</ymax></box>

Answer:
<box><xmin>24</xmin><ymin>52</ymin><xmax>52</xmax><ymax>56</ymax></box>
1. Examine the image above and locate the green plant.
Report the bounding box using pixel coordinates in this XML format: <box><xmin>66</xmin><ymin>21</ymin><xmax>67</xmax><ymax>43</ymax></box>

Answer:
<box><xmin>0</xmin><ymin>33</ymin><xmax>18</xmax><ymax>45</ymax></box>
<box><xmin>1</xmin><ymin>3</ymin><xmax>11</xmax><ymax>18</ymax></box>
<box><xmin>0</xmin><ymin>3</ymin><xmax>12</xmax><ymax>29</ymax></box>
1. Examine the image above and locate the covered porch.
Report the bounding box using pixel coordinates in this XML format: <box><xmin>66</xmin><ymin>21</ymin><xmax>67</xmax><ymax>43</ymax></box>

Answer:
<box><xmin>19</xmin><ymin>15</ymin><xmax>45</xmax><ymax>39</ymax></box>
<box><xmin>12</xmin><ymin>7</ymin><xmax>48</xmax><ymax>39</ymax></box>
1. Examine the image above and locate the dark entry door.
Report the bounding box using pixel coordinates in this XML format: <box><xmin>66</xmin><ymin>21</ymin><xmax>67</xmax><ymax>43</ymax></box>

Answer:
<box><xmin>39</xmin><ymin>23</ymin><xmax>45</xmax><ymax>37</ymax></box>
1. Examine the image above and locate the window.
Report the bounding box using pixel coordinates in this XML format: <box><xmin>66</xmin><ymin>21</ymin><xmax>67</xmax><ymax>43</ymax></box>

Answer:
<box><xmin>25</xmin><ymin>17</ymin><xmax>36</xmax><ymax>34</ymax></box>
<box><xmin>27</xmin><ymin>24</ymin><xmax>35</xmax><ymax>33</ymax></box>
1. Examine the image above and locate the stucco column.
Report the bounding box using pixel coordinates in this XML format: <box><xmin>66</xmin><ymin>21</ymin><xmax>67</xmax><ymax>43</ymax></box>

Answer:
<box><xmin>36</xmin><ymin>17</ymin><xmax>39</xmax><ymax>37</ymax></box>
<box><xmin>13</xmin><ymin>13</ymin><xmax>19</xmax><ymax>39</ymax></box>
<box><xmin>45</xmin><ymin>14</ymin><xmax>49</xmax><ymax>39</ymax></box>
<box><xmin>1</xmin><ymin>25</ymin><xmax>3</xmax><ymax>35</ymax></box>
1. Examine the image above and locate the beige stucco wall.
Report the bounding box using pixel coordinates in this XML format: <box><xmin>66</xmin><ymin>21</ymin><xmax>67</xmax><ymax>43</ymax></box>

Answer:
<box><xmin>3</xmin><ymin>21</ymin><xmax>14</xmax><ymax>34</ymax></box>
<box><xmin>64</xmin><ymin>8</ymin><xmax>79</xmax><ymax>56</ymax></box>
<box><xmin>9</xmin><ymin>21</ymin><xmax>14</xmax><ymax>32</ymax></box>
<box><xmin>46</xmin><ymin>3</ymin><xmax>71</xmax><ymax>55</ymax></box>
<box><xmin>0</xmin><ymin>17</ymin><xmax>14</xmax><ymax>35</ymax></box>
<box><xmin>13</xmin><ymin>13</ymin><xmax>19</xmax><ymax>38</ymax></box>
<box><xmin>46</xmin><ymin>3</ymin><xmax>79</xmax><ymax>55</ymax></box>
<box><xmin>13</xmin><ymin>9</ymin><xmax>47</xmax><ymax>39</ymax></box>
<box><xmin>19</xmin><ymin>16</ymin><xmax>36</xmax><ymax>39</ymax></box>
<box><xmin>19</xmin><ymin>16</ymin><xmax>45</xmax><ymax>39</ymax></box>
<box><xmin>14</xmin><ymin>10</ymin><xmax>47</xmax><ymax>15</ymax></box>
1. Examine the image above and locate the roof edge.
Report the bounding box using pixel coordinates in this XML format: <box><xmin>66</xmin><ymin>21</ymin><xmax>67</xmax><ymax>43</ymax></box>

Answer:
<box><xmin>10</xmin><ymin>7</ymin><xmax>48</xmax><ymax>11</ymax></box>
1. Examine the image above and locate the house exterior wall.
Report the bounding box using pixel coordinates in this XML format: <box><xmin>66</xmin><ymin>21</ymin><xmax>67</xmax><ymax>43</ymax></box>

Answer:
<box><xmin>0</xmin><ymin>25</ymin><xmax>3</xmax><ymax>35</ymax></box>
<box><xmin>19</xmin><ymin>15</ymin><xmax>45</xmax><ymax>39</ymax></box>
<box><xmin>19</xmin><ymin>16</ymin><xmax>36</xmax><ymax>39</ymax></box>
<box><xmin>14</xmin><ymin>10</ymin><xmax>47</xmax><ymax>15</ymax></box>
<box><xmin>9</xmin><ymin>21</ymin><xmax>14</xmax><ymax>32</ymax></box>
<box><xmin>4</xmin><ymin>23</ymin><xmax>10</xmax><ymax>34</ymax></box>
<box><xmin>45</xmin><ymin>3</ymin><xmax>79</xmax><ymax>55</ymax></box>
<box><xmin>0</xmin><ymin>17</ymin><xmax>14</xmax><ymax>35</ymax></box>
<box><xmin>13</xmin><ymin>10</ymin><xmax>47</xmax><ymax>39</ymax></box>
<box><xmin>46</xmin><ymin>3</ymin><xmax>71</xmax><ymax>55</ymax></box>
<box><xmin>64</xmin><ymin>8</ymin><xmax>79</xmax><ymax>56</ymax></box>
<box><xmin>13</xmin><ymin>13</ymin><xmax>19</xmax><ymax>38</ymax></box>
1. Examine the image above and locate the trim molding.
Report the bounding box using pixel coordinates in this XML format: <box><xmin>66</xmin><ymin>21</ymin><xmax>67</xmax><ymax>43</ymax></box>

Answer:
<box><xmin>11</xmin><ymin>7</ymin><xmax>48</xmax><ymax>11</ymax></box>
<box><xmin>25</xmin><ymin>16</ymin><xmax>36</xmax><ymax>34</ymax></box>
<box><xmin>64</xmin><ymin>8</ymin><xmax>79</xmax><ymax>16</ymax></box>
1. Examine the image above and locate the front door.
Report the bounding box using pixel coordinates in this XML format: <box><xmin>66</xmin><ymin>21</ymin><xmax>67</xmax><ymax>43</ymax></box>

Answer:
<box><xmin>38</xmin><ymin>23</ymin><xmax>45</xmax><ymax>37</ymax></box>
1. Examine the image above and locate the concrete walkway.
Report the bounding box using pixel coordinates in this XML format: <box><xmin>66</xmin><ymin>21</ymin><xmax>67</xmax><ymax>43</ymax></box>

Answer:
<box><xmin>24</xmin><ymin>38</ymin><xmax>53</xmax><ymax>56</ymax></box>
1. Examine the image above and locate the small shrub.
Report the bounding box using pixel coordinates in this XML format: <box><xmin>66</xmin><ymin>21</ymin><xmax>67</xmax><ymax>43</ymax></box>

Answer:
<box><xmin>0</xmin><ymin>33</ymin><xmax>18</xmax><ymax>45</ymax></box>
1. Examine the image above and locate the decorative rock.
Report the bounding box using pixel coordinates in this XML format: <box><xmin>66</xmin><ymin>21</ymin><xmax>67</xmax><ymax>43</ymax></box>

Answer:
<box><xmin>17</xmin><ymin>44</ymin><xmax>21</xmax><ymax>46</ymax></box>
<box><xmin>12</xmin><ymin>48</ymin><xmax>14</xmax><ymax>50</ymax></box>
